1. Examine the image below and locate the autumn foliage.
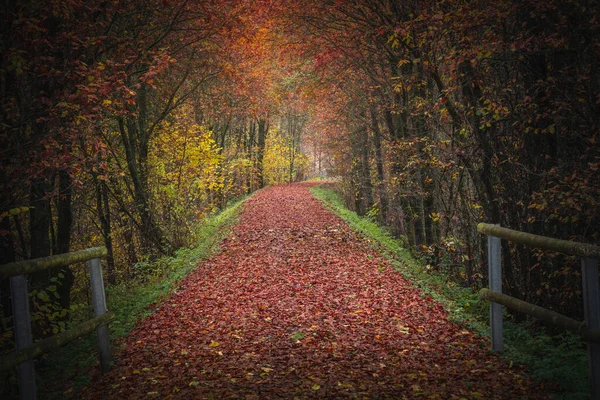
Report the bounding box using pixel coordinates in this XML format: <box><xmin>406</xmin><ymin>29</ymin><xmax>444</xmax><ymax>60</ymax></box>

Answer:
<box><xmin>0</xmin><ymin>0</ymin><xmax>598</xmax><ymax>396</ymax></box>
<box><xmin>280</xmin><ymin>0</ymin><xmax>600</xmax><ymax>320</ymax></box>
<box><xmin>0</xmin><ymin>0</ymin><xmax>312</xmax><ymax>320</ymax></box>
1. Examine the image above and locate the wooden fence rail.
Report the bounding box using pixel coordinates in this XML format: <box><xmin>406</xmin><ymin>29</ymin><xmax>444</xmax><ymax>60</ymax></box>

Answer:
<box><xmin>0</xmin><ymin>247</ymin><xmax>108</xmax><ymax>280</ymax></box>
<box><xmin>477</xmin><ymin>223</ymin><xmax>600</xmax><ymax>259</ymax></box>
<box><xmin>479</xmin><ymin>289</ymin><xmax>600</xmax><ymax>343</ymax></box>
<box><xmin>0</xmin><ymin>247</ymin><xmax>112</xmax><ymax>400</ymax></box>
<box><xmin>477</xmin><ymin>223</ymin><xmax>600</xmax><ymax>398</ymax></box>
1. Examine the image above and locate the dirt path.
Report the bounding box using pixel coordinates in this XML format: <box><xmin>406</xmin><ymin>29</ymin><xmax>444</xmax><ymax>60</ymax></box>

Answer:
<box><xmin>83</xmin><ymin>183</ymin><xmax>549</xmax><ymax>399</ymax></box>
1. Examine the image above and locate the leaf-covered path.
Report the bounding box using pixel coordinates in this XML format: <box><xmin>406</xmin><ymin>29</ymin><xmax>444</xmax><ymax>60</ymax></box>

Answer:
<box><xmin>84</xmin><ymin>183</ymin><xmax>549</xmax><ymax>399</ymax></box>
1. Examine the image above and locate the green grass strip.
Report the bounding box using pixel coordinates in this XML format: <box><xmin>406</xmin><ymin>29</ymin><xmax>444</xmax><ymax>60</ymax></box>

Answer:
<box><xmin>310</xmin><ymin>184</ymin><xmax>589</xmax><ymax>399</ymax></box>
<box><xmin>35</xmin><ymin>195</ymin><xmax>249</xmax><ymax>399</ymax></box>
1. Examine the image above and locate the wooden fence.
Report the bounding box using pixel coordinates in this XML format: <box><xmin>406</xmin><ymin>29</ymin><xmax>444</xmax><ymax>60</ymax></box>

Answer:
<box><xmin>0</xmin><ymin>247</ymin><xmax>113</xmax><ymax>400</ymax></box>
<box><xmin>477</xmin><ymin>223</ymin><xmax>600</xmax><ymax>397</ymax></box>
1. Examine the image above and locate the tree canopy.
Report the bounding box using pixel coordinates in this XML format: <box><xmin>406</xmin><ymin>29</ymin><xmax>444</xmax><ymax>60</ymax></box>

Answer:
<box><xmin>1</xmin><ymin>0</ymin><xmax>598</xmax><ymax>351</ymax></box>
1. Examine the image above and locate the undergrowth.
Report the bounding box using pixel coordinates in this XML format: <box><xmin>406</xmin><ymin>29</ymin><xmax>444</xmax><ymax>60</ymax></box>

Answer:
<box><xmin>35</xmin><ymin>195</ymin><xmax>249</xmax><ymax>399</ymax></box>
<box><xmin>310</xmin><ymin>184</ymin><xmax>589</xmax><ymax>400</ymax></box>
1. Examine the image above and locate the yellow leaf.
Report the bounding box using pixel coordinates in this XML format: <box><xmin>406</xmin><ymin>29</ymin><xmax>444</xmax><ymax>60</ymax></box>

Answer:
<box><xmin>209</xmin><ymin>341</ymin><xmax>220</xmax><ymax>347</ymax></box>
<box><xmin>132</xmin><ymin>370</ymin><xmax>140</xmax><ymax>374</ymax></box>
<box><xmin>311</xmin><ymin>384</ymin><xmax>321</xmax><ymax>391</ymax></box>
<box><xmin>397</xmin><ymin>324</ymin><xmax>410</xmax><ymax>334</ymax></box>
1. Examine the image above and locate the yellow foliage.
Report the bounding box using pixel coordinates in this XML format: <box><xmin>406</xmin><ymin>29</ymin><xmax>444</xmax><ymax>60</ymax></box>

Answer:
<box><xmin>263</xmin><ymin>128</ymin><xmax>310</xmax><ymax>185</ymax></box>
<box><xmin>149</xmin><ymin>118</ymin><xmax>224</xmax><ymax>245</ymax></box>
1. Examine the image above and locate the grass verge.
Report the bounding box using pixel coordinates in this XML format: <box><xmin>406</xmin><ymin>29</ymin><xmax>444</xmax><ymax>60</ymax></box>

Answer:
<box><xmin>36</xmin><ymin>195</ymin><xmax>249</xmax><ymax>399</ymax></box>
<box><xmin>310</xmin><ymin>184</ymin><xmax>589</xmax><ymax>400</ymax></box>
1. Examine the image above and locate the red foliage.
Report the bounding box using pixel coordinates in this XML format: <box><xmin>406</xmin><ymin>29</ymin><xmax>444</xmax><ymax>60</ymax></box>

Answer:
<box><xmin>82</xmin><ymin>183</ymin><xmax>550</xmax><ymax>399</ymax></box>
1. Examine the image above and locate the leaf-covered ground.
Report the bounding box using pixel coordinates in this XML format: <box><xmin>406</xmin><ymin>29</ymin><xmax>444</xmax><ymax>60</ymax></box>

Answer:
<box><xmin>83</xmin><ymin>183</ymin><xmax>550</xmax><ymax>399</ymax></box>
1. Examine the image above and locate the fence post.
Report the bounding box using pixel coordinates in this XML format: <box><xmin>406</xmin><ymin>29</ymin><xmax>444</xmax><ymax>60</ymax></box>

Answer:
<box><xmin>10</xmin><ymin>275</ymin><xmax>37</xmax><ymax>400</ymax></box>
<box><xmin>88</xmin><ymin>258</ymin><xmax>112</xmax><ymax>373</ymax></box>
<box><xmin>488</xmin><ymin>233</ymin><xmax>503</xmax><ymax>353</ymax></box>
<box><xmin>582</xmin><ymin>257</ymin><xmax>600</xmax><ymax>398</ymax></box>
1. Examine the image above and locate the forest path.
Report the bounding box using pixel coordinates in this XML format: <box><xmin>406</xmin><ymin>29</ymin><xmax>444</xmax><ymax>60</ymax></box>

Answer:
<box><xmin>84</xmin><ymin>182</ymin><xmax>548</xmax><ymax>399</ymax></box>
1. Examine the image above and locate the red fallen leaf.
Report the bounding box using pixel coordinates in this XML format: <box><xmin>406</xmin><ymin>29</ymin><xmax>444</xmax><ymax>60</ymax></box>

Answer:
<box><xmin>83</xmin><ymin>183</ymin><xmax>551</xmax><ymax>399</ymax></box>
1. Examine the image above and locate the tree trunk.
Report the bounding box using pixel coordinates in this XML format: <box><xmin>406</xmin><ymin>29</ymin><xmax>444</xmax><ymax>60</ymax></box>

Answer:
<box><xmin>121</xmin><ymin>214</ymin><xmax>138</xmax><ymax>279</ymax></box>
<box><xmin>256</xmin><ymin>118</ymin><xmax>267</xmax><ymax>188</ymax></box>
<box><xmin>29</xmin><ymin>177</ymin><xmax>54</xmax><ymax>336</ymax></box>
<box><xmin>246</xmin><ymin>121</ymin><xmax>255</xmax><ymax>191</ymax></box>
<box><xmin>0</xmin><ymin>217</ymin><xmax>15</xmax><ymax>331</ymax></box>
<box><xmin>350</xmin><ymin>118</ymin><xmax>374</xmax><ymax>215</ymax></box>
<box><xmin>360</xmin><ymin>125</ymin><xmax>374</xmax><ymax>212</ymax></box>
<box><xmin>118</xmin><ymin>115</ymin><xmax>168</xmax><ymax>256</ymax></box>
<box><xmin>369</xmin><ymin>103</ymin><xmax>388</xmax><ymax>221</ymax></box>
<box><xmin>55</xmin><ymin>169</ymin><xmax>74</xmax><ymax>311</ymax></box>
<box><xmin>29</xmin><ymin>178</ymin><xmax>52</xmax><ymax>274</ymax></box>
<box><xmin>95</xmin><ymin>176</ymin><xmax>116</xmax><ymax>285</ymax></box>
<box><xmin>288</xmin><ymin>116</ymin><xmax>295</xmax><ymax>184</ymax></box>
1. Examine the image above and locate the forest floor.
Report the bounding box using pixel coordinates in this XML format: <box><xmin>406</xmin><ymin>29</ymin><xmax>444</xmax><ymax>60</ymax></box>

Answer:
<box><xmin>82</xmin><ymin>182</ymin><xmax>552</xmax><ymax>399</ymax></box>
